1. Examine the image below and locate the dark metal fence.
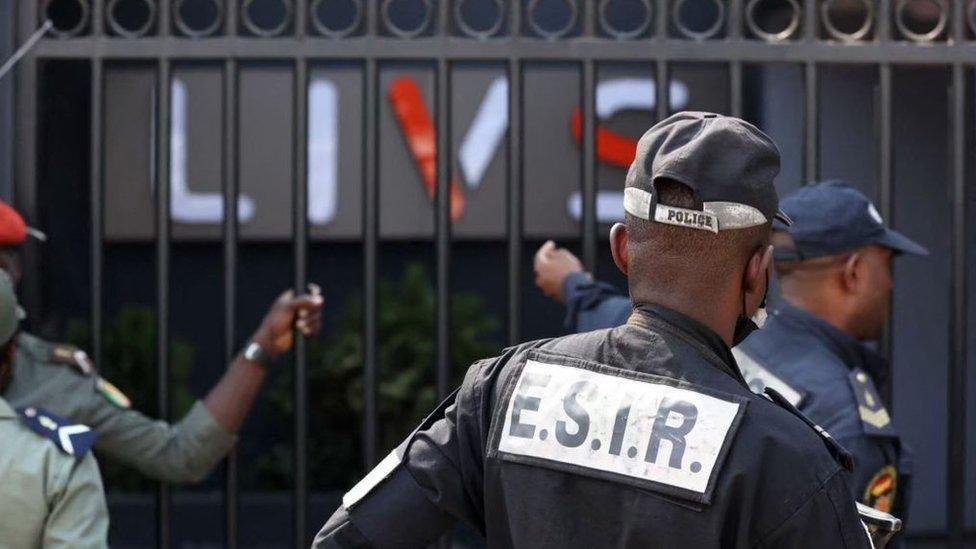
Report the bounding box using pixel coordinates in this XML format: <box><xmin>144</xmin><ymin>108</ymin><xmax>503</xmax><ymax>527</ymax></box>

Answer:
<box><xmin>13</xmin><ymin>0</ymin><xmax>972</xmax><ymax>547</ymax></box>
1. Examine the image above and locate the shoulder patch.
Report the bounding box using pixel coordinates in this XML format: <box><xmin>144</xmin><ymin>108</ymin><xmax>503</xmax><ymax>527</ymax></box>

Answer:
<box><xmin>96</xmin><ymin>377</ymin><xmax>132</xmax><ymax>409</ymax></box>
<box><xmin>848</xmin><ymin>369</ymin><xmax>895</xmax><ymax>436</ymax></box>
<box><xmin>17</xmin><ymin>407</ymin><xmax>97</xmax><ymax>457</ymax></box>
<box><xmin>488</xmin><ymin>351</ymin><xmax>747</xmax><ymax>505</ymax></box>
<box><xmin>49</xmin><ymin>344</ymin><xmax>95</xmax><ymax>376</ymax></box>
<box><xmin>731</xmin><ymin>347</ymin><xmax>804</xmax><ymax>407</ymax></box>
<box><xmin>862</xmin><ymin>465</ymin><xmax>898</xmax><ymax>514</ymax></box>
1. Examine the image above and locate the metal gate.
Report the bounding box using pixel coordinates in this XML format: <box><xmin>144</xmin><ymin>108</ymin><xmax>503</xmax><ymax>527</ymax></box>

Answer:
<box><xmin>13</xmin><ymin>0</ymin><xmax>972</xmax><ymax>547</ymax></box>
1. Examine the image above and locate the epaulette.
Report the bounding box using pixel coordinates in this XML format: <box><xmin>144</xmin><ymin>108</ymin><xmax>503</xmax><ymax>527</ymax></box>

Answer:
<box><xmin>848</xmin><ymin>368</ymin><xmax>896</xmax><ymax>437</ymax></box>
<box><xmin>731</xmin><ymin>347</ymin><xmax>805</xmax><ymax>407</ymax></box>
<box><xmin>764</xmin><ymin>388</ymin><xmax>854</xmax><ymax>472</ymax></box>
<box><xmin>17</xmin><ymin>406</ymin><xmax>97</xmax><ymax>458</ymax></box>
<box><xmin>48</xmin><ymin>343</ymin><xmax>95</xmax><ymax>376</ymax></box>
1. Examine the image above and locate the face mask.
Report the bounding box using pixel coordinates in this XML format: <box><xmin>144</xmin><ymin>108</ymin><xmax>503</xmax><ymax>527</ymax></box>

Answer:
<box><xmin>732</xmin><ymin>272</ymin><xmax>769</xmax><ymax>347</ymax></box>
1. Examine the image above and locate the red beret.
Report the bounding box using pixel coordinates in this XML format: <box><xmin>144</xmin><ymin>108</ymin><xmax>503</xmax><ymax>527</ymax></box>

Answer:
<box><xmin>0</xmin><ymin>200</ymin><xmax>45</xmax><ymax>246</ymax></box>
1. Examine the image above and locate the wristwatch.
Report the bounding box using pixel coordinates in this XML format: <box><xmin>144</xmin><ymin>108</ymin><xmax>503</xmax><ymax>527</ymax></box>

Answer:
<box><xmin>243</xmin><ymin>341</ymin><xmax>274</xmax><ymax>368</ymax></box>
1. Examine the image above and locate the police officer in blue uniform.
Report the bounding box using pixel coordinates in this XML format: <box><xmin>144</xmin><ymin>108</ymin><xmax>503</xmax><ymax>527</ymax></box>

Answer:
<box><xmin>735</xmin><ymin>181</ymin><xmax>926</xmax><ymax>525</ymax></box>
<box><xmin>534</xmin><ymin>180</ymin><xmax>924</xmax><ymax>530</ymax></box>
<box><xmin>314</xmin><ymin>113</ymin><xmax>874</xmax><ymax>548</ymax></box>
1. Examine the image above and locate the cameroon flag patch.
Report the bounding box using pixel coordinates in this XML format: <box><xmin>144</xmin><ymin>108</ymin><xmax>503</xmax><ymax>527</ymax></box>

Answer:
<box><xmin>97</xmin><ymin>377</ymin><xmax>132</xmax><ymax>409</ymax></box>
<box><xmin>862</xmin><ymin>465</ymin><xmax>897</xmax><ymax>514</ymax></box>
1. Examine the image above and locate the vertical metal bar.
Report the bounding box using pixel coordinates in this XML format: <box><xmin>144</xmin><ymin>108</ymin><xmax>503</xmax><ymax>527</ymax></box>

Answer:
<box><xmin>582</xmin><ymin>0</ymin><xmax>596</xmax><ymax>36</ymax></box>
<box><xmin>877</xmin><ymin>0</ymin><xmax>891</xmax><ymax>42</ymax></box>
<box><xmin>438</xmin><ymin>0</ymin><xmax>450</xmax><ymax>35</ymax></box>
<box><xmin>874</xmin><ymin>2</ymin><xmax>894</xmax><ymax>404</ymax></box>
<box><xmin>226</xmin><ymin>0</ymin><xmax>238</xmax><ymax>36</ymax></box>
<box><xmin>292</xmin><ymin>56</ymin><xmax>309</xmax><ymax>549</ymax></box>
<box><xmin>155</xmin><ymin>57</ymin><xmax>172</xmax><ymax>549</ymax></box>
<box><xmin>14</xmin><ymin>2</ymin><xmax>40</xmax><ymax>319</ymax></box>
<box><xmin>946</xmin><ymin>0</ymin><xmax>968</xmax><ymax>535</ymax></box>
<box><xmin>876</xmin><ymin>62</ymin><xmax>894</xmax><ymax>402</ymax></box>
<box><xmin>435</xmin><ymin>59</ymin><xmax>451</xmax><ymax>400</ymax></box>
<box><xmin>803</xmin><ymin>0</ymin><xmax>818</xmax><ymax>184</ymax></box>
<box><xmin>656</xmin><ymin>62</ymin><xmax>669</xmax><ymax>122</ymax></box>
<box><xmin>728</xmin><ymin>0</ymin><xmax>743</xmax><ymax>118</ymax></box>
<box><xmin>159</xmin><ymin>0</ymin><xmax>171</xmax><ymax>36</ymax></box>
<box><xmin>581</xmin><ymin>61</ymin><xmax>596</xmax><ymax>272</ymax></box>
<box><xmin>655</xmin><ymin>0</ymin><xmax>668</xmax><ymax>121</ymax></box>
<box><xmin>295</xmin><ymin>0</ymin><xmax>307</xmax><ymax>37</ymax></box>
<box><xmin>509</xmin><ymin>0</ymin><xmax>521</xmax><ymax>37</ymax></box>
<box><xmin>507</xmin><ymin>58</ymin><xmax>522</xmax><ymax>346</ymax></box>
<box><xmin>804</xmin><ymin>62</ymin><xmax>818</xmax><ymax>183</ymax></box>
<box><xmin>222</xmin><ymin>58</ymin><xmax>239</xmax><ymax>549</ymax></box>
<box><xmin>365</xmin><ymin>0</ymin><xmax>378</xmax><ymax>36</ymax></box>
<box><xmin>92</xmin><ymin>0</ymin><xmax>104</xmax><ymax>36</ymax></box>
<box><xmin>90</xmin><ymin>54</ymin><xmax>103</xmax><ymax>401</ymax></box>
<box><xmin>729</xmin><ymin>62</ymin><xmax>742</xmax><ymax>119</ymax></box>
<box><xmin>362</xmin><ymin>57</ymin><xmax>379</xmax><ymax>468</ymax></box>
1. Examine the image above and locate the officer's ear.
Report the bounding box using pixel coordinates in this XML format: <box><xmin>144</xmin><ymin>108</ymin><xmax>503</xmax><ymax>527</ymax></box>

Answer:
<box><xmin>610</xmin><ymin>223</ymin><xmax>629</xmax><ymax>276</ymax></box>
<box><xmin>841</xmin><ymin>252</ymin><xmax>863</xmax><ymax>294</ymax></box>
<box><xmin>743</xmin><ymin>245</ymin><xmax>773</xmax><ymax>300</ymax></box>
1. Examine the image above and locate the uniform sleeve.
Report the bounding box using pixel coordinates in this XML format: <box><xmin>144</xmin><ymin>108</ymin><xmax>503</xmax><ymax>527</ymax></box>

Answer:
<box><xmin>314</xmin><ymin>359</ymin><xmax>494</xmax><ymax>548</ymax></box>
<box><xmin>43</xmin><ymin>453</ymin><xmax>109</xmax><ymax>548</ymax></box>
<box><xmin>562</xmin><ymin>272</ymin><xmax>631</xmax><ymax>332</ymax></box>
<box><xmin>66</xmin><ymin>367</ymin><xmax>235</xmax><ymax>483</ymax></box>
<box><xmin>758</xmin><ymin>469</ymin><xmax>872</xmax><ymax>549</ymax></box>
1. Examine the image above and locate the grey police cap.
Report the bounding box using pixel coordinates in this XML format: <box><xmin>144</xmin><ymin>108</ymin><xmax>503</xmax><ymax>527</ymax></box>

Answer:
<box><xmin>0</xmin><ymin>270</ymin><xmax>20</xmax><ymax>345</ymax></box>
<box><xmin>623</xmin><ymin>111</ymin><xmax>791</xmax><ymax>233</ymax></box>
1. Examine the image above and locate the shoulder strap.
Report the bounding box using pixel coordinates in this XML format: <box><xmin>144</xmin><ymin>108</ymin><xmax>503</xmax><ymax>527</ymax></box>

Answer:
<box><xmin>731</xmin><ymin>347</ymin><xmax>804</xmax><ymax>407</ymax></box>
<box><xmin>17</xmin><ymin>406</ymin><xmax>98</xmax><ymax>457</ymax></box>
<box><xmin>48</xmin><ymin>343</ymin><xmax>95</xmax><ymax>376</ymax></box>
<box><xmin>847</xmin><ymin>368</ymin><xmax>896</xmax><ymax>437</ymax></box>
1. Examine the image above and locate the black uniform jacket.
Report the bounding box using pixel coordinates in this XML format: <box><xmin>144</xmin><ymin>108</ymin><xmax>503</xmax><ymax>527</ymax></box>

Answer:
<box><xmin>314</xmin><ymin>305</ymin><xmax>870</xmax><ymax>549</ymax></box>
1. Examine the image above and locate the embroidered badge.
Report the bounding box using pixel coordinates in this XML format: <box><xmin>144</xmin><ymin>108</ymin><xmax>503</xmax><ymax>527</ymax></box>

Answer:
<box><xmin>97</xmin><ymin>377</ymin><xmax>132</xmax><ymax>409</ymax></box>
<box><xmin>490</xmin><ymin>354</ymin><xmax>746</xmax><ymax>504</ymax></box>
<box><xmin>863</xmin><ymin>465</ymin><xmax>898</xmax><ymax>514</ymax></box>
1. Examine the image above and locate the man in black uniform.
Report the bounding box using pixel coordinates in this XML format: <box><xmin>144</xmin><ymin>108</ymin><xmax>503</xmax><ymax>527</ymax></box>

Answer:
<box><xmin>314</xmin><ymin>112</ymin><xmax>872</xmax><ymax>548</ymax></box>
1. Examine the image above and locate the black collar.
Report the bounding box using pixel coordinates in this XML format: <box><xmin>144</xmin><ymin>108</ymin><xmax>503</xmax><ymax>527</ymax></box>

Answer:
<box><xmin>629</xmin><ymin>303</ymin><xmax>746</xmax><ymax>385</ymax></box>
<box><xmin>771</xmin><ymin>301</ymin><xmax>887</xmax><ymax>379</ymax></box>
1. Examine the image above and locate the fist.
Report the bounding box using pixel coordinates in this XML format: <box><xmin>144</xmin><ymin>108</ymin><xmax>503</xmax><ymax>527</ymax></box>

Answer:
<box><xmin>251</xmin><ymin>285</ymin><xmax>324</xmax><ymax>358</ymax></box>
<box><xmin>534</xmin><ymin>241</ymin><xmax>587</xmax><ymax>304</ymax></box>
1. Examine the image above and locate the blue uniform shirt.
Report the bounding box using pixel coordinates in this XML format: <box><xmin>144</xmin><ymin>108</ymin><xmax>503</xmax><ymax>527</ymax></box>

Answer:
<box><xmin>735</xmin><ymin>302</ymin><xmax>911</xmax><ymax>523</ymax></box>
<box><xmin>561</xmin><ymin>275</ymin><xmax>911</xmax><ymax>525</ymax></box>
<box><xmin>562</xmin><ymin>272</ymin><xmax>630</xmax><ymax>332</ymax></box>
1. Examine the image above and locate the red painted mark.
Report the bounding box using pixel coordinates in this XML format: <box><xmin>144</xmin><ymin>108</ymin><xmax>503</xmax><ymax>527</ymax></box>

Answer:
<box><xmin>570</xmin><ymin>107</ymin><xmax>638</xmax><ymax>169</ymax></box>
<box><xmin>388</xmin><ymin>77</ymin><xmax>466</xmax><ymax>222</ymax></box>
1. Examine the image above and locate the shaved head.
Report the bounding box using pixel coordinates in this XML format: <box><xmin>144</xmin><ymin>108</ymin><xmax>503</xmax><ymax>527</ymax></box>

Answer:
<box><xmin>625</xmin><ymin>179</ymin><xmax>771</xmax><ymax>304</ymax></box>
<box><xmin>610</xmin><ymin>179</ymin><xmax>774</xmax><ymax>344</ymax></box>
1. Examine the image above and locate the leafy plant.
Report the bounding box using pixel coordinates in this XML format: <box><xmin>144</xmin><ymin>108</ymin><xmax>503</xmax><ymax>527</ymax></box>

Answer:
<box><xmin>250</xmin><ymin>262</ymin><xmax>502</xmax><ymax>490</ymax></box>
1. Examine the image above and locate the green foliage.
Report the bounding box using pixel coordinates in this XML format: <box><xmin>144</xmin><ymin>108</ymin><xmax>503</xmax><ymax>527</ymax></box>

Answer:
<box><xmin>251</xmin><ymin>262</ymin><xmax>501</xmax><ymax>490</ymax></box>
<box><xmin>65</xmin><ymin>305</ymin><xmax>195</xmax><ymax>492</ymax></box>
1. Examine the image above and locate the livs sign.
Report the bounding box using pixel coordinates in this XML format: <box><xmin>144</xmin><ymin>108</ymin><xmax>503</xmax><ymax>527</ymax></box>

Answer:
<box><xmin>103</xmin><ymin>66</ymin><xmax>705</xmax><ymax>241</ymax></box>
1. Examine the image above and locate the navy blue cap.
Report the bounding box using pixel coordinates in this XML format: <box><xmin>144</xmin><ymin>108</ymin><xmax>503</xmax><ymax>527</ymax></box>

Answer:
<box><xmin>773</xmin><ymin>180</ymin><xmax>928</xmax><ymax>260</ymax></box>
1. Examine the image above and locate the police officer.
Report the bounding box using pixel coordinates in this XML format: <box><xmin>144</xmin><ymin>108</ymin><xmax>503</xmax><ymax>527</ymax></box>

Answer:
<box><xmin>0</xmin><ymin>200</ymin><xmax>324</xmax><ymax>484</ymax></box>
<box><xmin>534</xmin><ymin>239</ymin><xmax>630</xmax><ymax>332</ymax></box>
<box><xmin>733</xmin><ymin>180</ymin><xmax>926</xmax><ymax>526</ymax></box>
<box><xmin>314</xmin><ymin>112</ymin><xmax>872</xmax><ymax>548</ymax></box>
<box><xmin>534</xmin><ymin>181</ymin><xmax>922</xmax><ymax>525</ymax></box>
<box><xmin>0</xmin><ymin>270</ymin><xmax>109</xmax><ymax>547</ymax></box>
